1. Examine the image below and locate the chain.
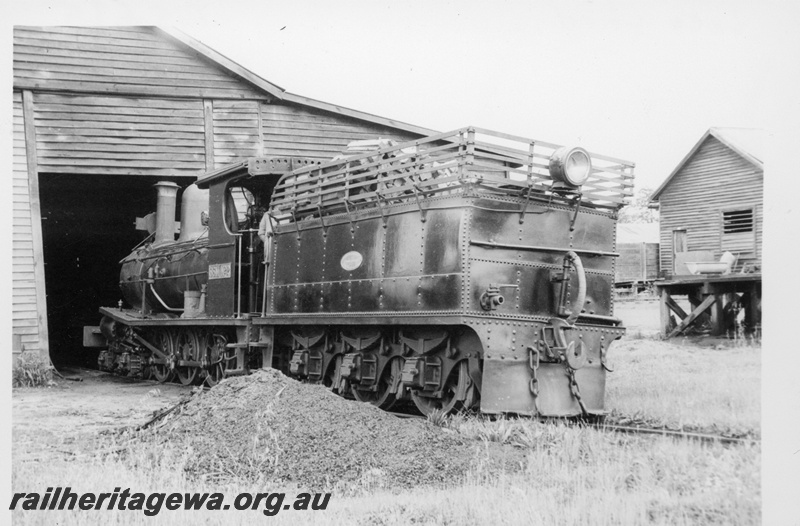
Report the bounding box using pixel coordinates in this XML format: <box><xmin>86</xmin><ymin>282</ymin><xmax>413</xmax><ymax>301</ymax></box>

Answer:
<box><xmin>566</xmin><ymin>366</ymin><xmax>588</xmax><ymax>415</ymax></box>
<box><xmin>527</xmin><ymin>346</ymin><xmax>539</xmax><ymax>398</ymax></box>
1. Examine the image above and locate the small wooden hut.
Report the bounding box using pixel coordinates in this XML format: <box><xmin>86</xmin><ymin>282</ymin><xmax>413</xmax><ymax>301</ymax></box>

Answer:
<box><xmin>649</xmin><ymin>127</ymin><xmax>763</xmax><ymax>276</ymax></box>
<box><xmin>648</xmin><ymin>127</ymin><xmax>763</xmax><ymax>337</ymax></box>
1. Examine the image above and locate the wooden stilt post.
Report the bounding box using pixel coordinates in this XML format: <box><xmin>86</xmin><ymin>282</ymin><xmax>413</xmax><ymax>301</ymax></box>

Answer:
<box><xmin>659</xmin><ymin>286</ymin><xmax>671</xmax><ymax>338</ymax></box>
<box><xmin>709</xmin><ymin>288</ymin><xmax>725</xmax><ymax>336</ymax></box>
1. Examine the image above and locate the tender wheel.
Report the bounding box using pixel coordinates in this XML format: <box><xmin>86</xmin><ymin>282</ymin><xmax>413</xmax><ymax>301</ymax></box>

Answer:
<box><xmin>151</xmin><ymin>330</ymin><xmax>175</xmax><ymax>383</ymax></box>
<box><xmin>173</xmin><ymin>328</ymin><xmax>200</xmax><ymax>386</ymax></box>
<box><xmin>352</xmin><ymin>357</ymin><xmax>403</xmax><ymax>410</ymax></box>
<box><xmin>411</xmin><ymin>360</ymin><xmax>470</xmax><ymax>416</ymax></box>
<box><xmin>202</xmin><ymin>333</ymin><xmax>227</xmax><ymax>387</ymax></box>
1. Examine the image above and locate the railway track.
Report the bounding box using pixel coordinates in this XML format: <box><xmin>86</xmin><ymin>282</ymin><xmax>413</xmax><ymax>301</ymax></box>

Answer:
<box><xmin>585</xmin><ymin>422</ymin><xmax>759</xmax><ymax>446</ymax></box>
<box><xmin>386</xmin><ymin>411</ymin><xmax>759</xmax><ymax>446</ymax></box>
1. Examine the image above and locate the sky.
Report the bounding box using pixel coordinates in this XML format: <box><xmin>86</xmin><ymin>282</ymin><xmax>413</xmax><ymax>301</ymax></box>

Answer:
<box><xmin>4</xmin><ymin>0</ymin><xmax>800</xmax><ymax>522</ymax></box>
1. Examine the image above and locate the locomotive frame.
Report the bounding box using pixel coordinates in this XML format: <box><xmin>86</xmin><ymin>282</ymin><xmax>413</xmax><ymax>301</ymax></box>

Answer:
<box><xmin>94</xmin><ymin>126</ymin><xmax>635</xmax><ymax>417</ymax></box>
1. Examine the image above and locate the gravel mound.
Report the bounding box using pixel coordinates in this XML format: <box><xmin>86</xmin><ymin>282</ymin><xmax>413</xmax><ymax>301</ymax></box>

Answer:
<box><xmin>138</xmin><ymin>369</ymin><xmax>517</xmax><ymax>490</ymax></box>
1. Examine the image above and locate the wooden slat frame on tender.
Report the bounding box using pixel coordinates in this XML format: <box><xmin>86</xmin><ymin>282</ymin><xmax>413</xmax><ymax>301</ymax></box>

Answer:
<box><xmin>269</xmin><ymin>127</ymin><xmax>634</xmax><ymax>216</ymax></box>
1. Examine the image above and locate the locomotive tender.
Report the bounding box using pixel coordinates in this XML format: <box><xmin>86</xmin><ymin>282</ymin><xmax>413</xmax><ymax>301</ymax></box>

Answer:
<box><xmin>95</xmin><ymin>127</ymin><xmax>635</xmax><ymax>417</ymax></box>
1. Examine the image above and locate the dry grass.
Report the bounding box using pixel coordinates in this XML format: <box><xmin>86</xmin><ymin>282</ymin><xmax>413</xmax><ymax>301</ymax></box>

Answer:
<box><xmin>606</xmin><ymin>338</ymin><xmax>760</xmax><ymax>437</ymax></box>
<box><xmin>12</xmin><ymin>423</ymin><xmax>760</xmax><ymax>525</ymax></box>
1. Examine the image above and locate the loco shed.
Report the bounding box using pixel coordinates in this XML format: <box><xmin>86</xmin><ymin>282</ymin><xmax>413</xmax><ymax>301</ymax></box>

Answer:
<box><xmin>94</xmin><ymin>127</ymin><xmax>635</xmax><ymax>417</ymax></box>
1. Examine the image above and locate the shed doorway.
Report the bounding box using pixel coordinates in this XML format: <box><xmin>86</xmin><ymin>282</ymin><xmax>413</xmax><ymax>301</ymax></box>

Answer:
<box><xmin>38</xmin><ymin>173</ymin><xmax>189</xmax><ymax>368</ymax></box>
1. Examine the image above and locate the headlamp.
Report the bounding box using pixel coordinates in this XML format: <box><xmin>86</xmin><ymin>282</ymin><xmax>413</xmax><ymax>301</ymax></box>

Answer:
<box><xmin>548</xmin><ymin>146</ymin><xmax>591</xmax><ymax>188</ymax></box>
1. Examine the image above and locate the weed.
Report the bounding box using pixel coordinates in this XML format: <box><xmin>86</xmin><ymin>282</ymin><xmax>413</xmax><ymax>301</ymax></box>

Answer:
<box><xmin>426</xmin><ymin>408</ymin><xmax>450</xmax><ymax>428</ymax></box>
<box><xmin>12</xmin><ymin>352</ymin><xmax>54</xmax><ymax>388</ymax></box>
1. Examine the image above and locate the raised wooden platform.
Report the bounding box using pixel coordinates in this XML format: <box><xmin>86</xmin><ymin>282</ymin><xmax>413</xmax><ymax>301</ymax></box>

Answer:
<box><xmin>654</xmin><ymin>273</ymin><xmax>761</xmax><ymax>338</ymax></box>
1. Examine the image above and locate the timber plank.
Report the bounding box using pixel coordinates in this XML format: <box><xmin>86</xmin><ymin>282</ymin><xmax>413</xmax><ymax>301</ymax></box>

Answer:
<box><xmin>16</xmin><ymin>68</ymin><xmax>246</xmax><ymax>90</ymax></box>
<box><xmin>15</xmin><ymin>48</ymin><xmax>213</xmax><ymax>70</ymax></box>
<box><xmin>14</xmin><ymin>79</ymin><xmax>264</xmax><ymax>100</ymax></box>
<box><xmin>214</xmin><ymin>150</ymin><xmax>260</xmax><ymax>158</ymax></box>
<box><xmin>35</xmin><ymin>119</ymin><xmax>205</xmax><ymax>132</ymax></box>
<box><xmin>263</xmin><ymin>112</ymin><xmax>370</xmax><ymax>128</ymax></box>
<box><xmin>262</xmin><ymin>134</ymin><xmax>362</xmax><ymax>147</ymax></box>
<box><xmin>33</xmin><ymin>92</ymin><xmax>204</xmax><ymax>108</ymax></box>
<box><xmin>32</xmin><ymin>106</ymin><xmax>207</xmax><ymax>118</ymax></box>
<box><xmin>34</xmin><ymin>112</ymin><xmax>204</xmax><ymax>125</ymax></box>
<box><xmin>12</xmin><ymin>304</ymin><xmax>39</xmax><ymax>313</ymax></box>
<box><xmin>263</xmin><ymin>123</ymin><xmax>403</xmax><ymax>141</ymax></box>
<box><xmin>213</xmin><ymin>106</ymin><xmax>260</xmax><ymax>112</ymax></box>
<box><xmin>13</xmin><ymin>35</ymin><xmax>199</xmax><ymax>60</ymax></box>
<box><xmin>11</xmin><ymin>276</ymin><xmax>36</xmax><ymax>286</ymax></box>
<box><xmin>22</xmin><ymin>26</ymin><xmax>163</xmax><ymax>42</ymax></box>
<box><xmin>37</xmin><ymin>137</ymin><xmax>205</xmax><ymax>147</ymax></box>
<box><xmin>37</xmin><ymin>142</ymin><xmax>206</xmax><ymax>153</ymax></box>
<box><xmin>36</xmin><ymin>128</ymin><xmax>205</xmax><ymax>140</ymax></box>
<box><xmin>263</xmin><ymin>104</ymin><xmax>366</xmax><ymax>120</ymax></box>
<box><xmin>15</xmin><ymin>60</ymin><xmax>248</xmax><ymax>84</ymax></box>
<box><xmin>214</xmin><ymin>123</ymin><xmax>260</xmax><ymax>131</ymax></box>
<box><xmin>15</xmin><ymin>329</ymin><xmax>42</xmax><ymax>338</ymax></box>
<box><xmin>11</xmin><ymin>318</ymin><xmax>40</xmax><ymax>327</ymax></box>
<box><xmin>263</xmin><ymin>143</ymin><xmax>342</xmax><ymax>155</ymax></box>
<box><xmin>37</xmin><ymin>165</ymin><xmax>202</xmax><ymax>176</ymax></box>
<box><xmin>36</xmin><ymin>158</ymin><xmax>206</xmax><ymax>168</ymax></box>
<box><xmin>15</xmin><ymin>28</ymin><xmax>182</xmax><ymax>51</ymax></box>
<box><xmin>37</xmin><ymin>150</ymin><xmax>205</xmax><ymax>162</ymax></box>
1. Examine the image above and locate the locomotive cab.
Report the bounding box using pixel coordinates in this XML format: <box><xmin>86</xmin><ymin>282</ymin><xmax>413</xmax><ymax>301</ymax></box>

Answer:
<box><xmin>197</xmin><ymin>158</ymin><xmax>320</xmax><ymax>318</ymax></box>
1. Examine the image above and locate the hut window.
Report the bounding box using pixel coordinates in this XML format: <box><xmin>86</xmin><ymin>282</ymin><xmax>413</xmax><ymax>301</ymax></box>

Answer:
<box><xmin>721</xmin><ymin>207</ymin><xmax>755</xmax><ymax>253</ymax></box>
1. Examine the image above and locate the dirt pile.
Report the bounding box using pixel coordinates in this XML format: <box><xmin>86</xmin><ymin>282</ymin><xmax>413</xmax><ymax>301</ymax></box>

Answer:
<box><xmin>137</xmin><ymin>369</ymin><xmax>517</xmax><ymax>490</ymax></box>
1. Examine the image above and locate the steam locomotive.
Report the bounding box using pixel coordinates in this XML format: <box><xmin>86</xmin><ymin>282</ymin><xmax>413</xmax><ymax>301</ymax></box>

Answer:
<box><xmin>93</xmin><ymin>127</ymin><xmax>635</xmax><ymax>417</ymax></box>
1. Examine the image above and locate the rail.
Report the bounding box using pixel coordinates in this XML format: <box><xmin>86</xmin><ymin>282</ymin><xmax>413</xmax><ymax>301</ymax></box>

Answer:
<box><xmin>268</xmin><ymin>126</ymin><xmax>635</xmax><ymax>219</ymax></box>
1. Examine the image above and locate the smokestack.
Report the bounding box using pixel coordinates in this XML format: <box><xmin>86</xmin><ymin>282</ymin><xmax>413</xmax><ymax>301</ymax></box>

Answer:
<box><xmin>153</xmin><ymin>181</ymin><xmax>180</xmax><ymax>246</ymax></box>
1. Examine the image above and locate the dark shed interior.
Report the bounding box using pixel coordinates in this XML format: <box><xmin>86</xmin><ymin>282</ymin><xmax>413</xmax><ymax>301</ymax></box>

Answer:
<box><xmin>39</xmin><ymin>173</ymin><xmax>189</xmax><ymax>367</ymax></box>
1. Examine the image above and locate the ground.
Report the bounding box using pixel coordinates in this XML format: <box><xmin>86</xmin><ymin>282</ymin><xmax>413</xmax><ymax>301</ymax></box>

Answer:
<box><xmin>13</xmin><ymin>370</ymin><xmax>187</xmax><ymax>463</ymax></box>
<box><xmin>10</xmin><ymin>299</ymin><xmax>761</xmax><ymax>525</ymax></box>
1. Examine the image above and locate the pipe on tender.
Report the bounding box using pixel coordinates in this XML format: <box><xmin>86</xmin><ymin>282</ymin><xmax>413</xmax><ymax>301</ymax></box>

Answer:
<box><xmin>153</xmin><ymin>181</ymin><xmax>180</xmax><ymax>246</ymax></box>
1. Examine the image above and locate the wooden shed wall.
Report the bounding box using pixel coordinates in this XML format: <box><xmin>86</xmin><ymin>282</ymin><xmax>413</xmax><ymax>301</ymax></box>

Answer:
<box><xmin>14</xmin><ymin>26</ymin><xmax>266</xmax><ymax>100</ymax></box>
<box><xmin>658</xmin><ymin>136</ymin><xmax>763</xmax><ymax>273</ymax></box>
<box><xmin>33</xmin><ymin>93</ymin><xmax>208</xmax><ymax>176</ymax></box>
<box><xmin>261</xmin><ymin>103</ymin><xmax>420</xmax><ymax>160</ymax></box>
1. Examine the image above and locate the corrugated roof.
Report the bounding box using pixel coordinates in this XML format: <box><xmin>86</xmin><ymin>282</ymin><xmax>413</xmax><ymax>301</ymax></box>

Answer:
<box><xmin>617</xmin><ymin>223</ymin><xmax>660</xmax><ymax>244</ymax></box>
<box><xmin>649</xmin><ymin>127</ymin><xmax>764</xmax><ymax>202</ymax></box>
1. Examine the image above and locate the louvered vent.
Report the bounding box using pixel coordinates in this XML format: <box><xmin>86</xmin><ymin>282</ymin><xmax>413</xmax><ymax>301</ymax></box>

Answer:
<box><xmin>722</xmin><ymin>209</ymin><xmax>754</xmax><ymax>234</ymax></box>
